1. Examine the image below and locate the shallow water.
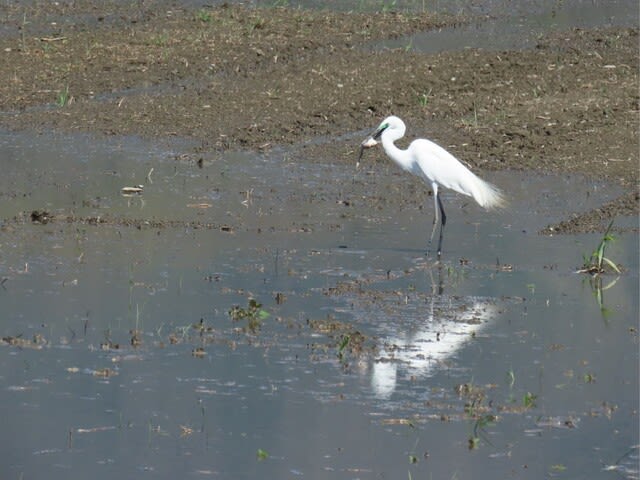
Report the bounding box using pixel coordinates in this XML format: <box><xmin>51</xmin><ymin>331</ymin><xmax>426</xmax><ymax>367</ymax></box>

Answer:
<box><xmin>0</xmin><ymin>129</ymin><xmax>638</xmax><ymax>479</ymax></box>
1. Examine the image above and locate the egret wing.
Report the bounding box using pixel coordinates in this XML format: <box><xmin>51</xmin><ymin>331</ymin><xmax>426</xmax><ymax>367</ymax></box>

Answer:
<box><xmin>410</xmin><ymin>139</ymin><xmax>504</xmax><ymax>209</ymax></box>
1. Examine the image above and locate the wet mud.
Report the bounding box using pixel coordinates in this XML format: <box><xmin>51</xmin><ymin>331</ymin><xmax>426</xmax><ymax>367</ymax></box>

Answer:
<box><xmin>0</xmin><ymin>2</ymin><xmax>637</xmax><ymax>233</ymax></box>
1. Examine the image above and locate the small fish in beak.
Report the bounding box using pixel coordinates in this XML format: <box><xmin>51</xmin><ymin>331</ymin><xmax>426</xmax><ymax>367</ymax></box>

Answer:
<box><xmin>357</xmin><ymin>136</ymin><xmax>379</xmax><ymax>168</ymax></box>
<box><xmin>357</xmin><ymin>120</ymin><xmax>389</xmax><ymax>168</ymax></box>
<box><xmin>362</xmin><ymin>137</ymin><xmax>379</xmax><ymax>149</ymax></box>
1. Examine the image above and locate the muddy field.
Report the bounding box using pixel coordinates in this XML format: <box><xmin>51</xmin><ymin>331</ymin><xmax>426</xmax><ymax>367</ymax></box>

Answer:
<box><xmin>0</xmin><ymin>1</ymin><xmax>638</xmax><ymax>231</ymax></box>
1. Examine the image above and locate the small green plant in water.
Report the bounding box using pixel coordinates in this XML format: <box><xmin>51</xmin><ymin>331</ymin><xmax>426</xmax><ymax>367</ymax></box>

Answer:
<box><xmin>523</xmin><ymin>392</ymin><xmax>537</xmax><ymax>409</ymax></box>
<box><xmin>257</xmin><ymin>448</ymin><xmax>269</xmax><ymax>460</ymax></box>
<box><xmin>57</xmin><ymin>85</ymin><xmax>70</xmax><ymax>107</ymax></box>
<box><xmin>404</xmin><ymin>38</ymin><xmax>413</xmax><ymax>52</ymax></box>
<box><xmin>579</xmin><ymin>220</ymin><xmax>621</xmax><ymax>275</ymax></box>
<box><xmin>468</xmin><ymin>414</ymin><xmax>496</xmax><ymax>450</ymax></box>
<box><xmin>229</xmin><ymin>299</ymin><xmax>269</xmax><ymax>333</ymax></box>
<box><xmin>578</xmin><ymin>221</ymin><xmax>622</xmax><ymax>316</ymax></box>
<box><xmin>337</xmin><ymin>334</ymin><xmax>350</xmax><ymax>360</ymax></box>
<box><xmin>506</xmin><ymin>368</ymin><xmax>515</xmax><ymax>388</ymax></box>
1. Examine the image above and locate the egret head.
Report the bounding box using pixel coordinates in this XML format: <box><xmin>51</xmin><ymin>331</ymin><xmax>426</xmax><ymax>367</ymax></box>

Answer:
<box><xmin>366</xmin><ymin>116</ymin><xmax>406</xmax><ymax>143</ymax></box>
<box><xmin>376</xmin><ymin>116</ymin><xmax>405</xmax><ymax>140</ymax></box>
<box><xmin>358</xmin><ymin>115</ymin><xmax>406</xmax><ymax>167</ymax></box>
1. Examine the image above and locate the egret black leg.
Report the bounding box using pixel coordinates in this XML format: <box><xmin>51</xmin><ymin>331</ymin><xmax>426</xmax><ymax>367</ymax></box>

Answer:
<box><xmin>436</xmin><ymin>194</ymin><xmax>446</xmax><ymax>258</ymax></box>
<box><xmin>428</xmin><ymin>193</ymin><xmax>439</xmax><ymax>256</ymax></box>
<box><xmin>428</xmin><ymin>218</ymin><xmax>437</xmax><ymax>253</ymax></box>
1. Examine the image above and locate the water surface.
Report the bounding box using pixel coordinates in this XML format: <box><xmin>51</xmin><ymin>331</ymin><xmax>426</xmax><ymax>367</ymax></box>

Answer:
<box><xmin>0</xmin><ymin>129</ymin><xmax>637</xmax><ymax>479</ymax></box>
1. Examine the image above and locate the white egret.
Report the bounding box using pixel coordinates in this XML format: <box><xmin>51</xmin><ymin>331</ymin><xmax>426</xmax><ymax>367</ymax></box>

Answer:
<box><xmin>359</xmin><ymin>116</ymin><xmax>505</xmax><ymax>257</ymax></box>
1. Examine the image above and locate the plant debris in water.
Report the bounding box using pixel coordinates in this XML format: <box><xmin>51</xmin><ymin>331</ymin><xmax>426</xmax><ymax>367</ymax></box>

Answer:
<box><xmin>229</xmin><ymin>298</ymin><xmax>270</xmax><ymax>333</ymax></box>
<box><xmin>577</xmin><ymin>220</ymin><xmax>622</xmax><ymax>275</ymax></box>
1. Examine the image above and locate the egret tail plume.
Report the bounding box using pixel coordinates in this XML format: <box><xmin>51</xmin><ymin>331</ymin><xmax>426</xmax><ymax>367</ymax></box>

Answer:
<box><xmin>470</xmin><ymin>176</ymin><xmax>507</xmax><ymax>210</ymax></box>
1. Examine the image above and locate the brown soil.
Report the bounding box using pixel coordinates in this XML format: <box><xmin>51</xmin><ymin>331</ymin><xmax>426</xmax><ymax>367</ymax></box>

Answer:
<box><xmin>0</xmin><ymin>2</ymin><xmax>637</xmax><ymax>233</ymax></box>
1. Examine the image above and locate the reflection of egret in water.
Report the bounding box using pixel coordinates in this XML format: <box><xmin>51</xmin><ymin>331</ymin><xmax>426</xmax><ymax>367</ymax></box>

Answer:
<box><xmin>370</xmin><ymin>297</ymin><xmax>498</xmax><ymax>399</ymax></box>
<box><xmin>332</xmin><ymin>259</ymin><xmax>500</xmax><ymax>400</ymax></box>
<box><xmin>334</xmin><ymin>264</ymin><xmax>500</xmax><ymax>400</ymax></box>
